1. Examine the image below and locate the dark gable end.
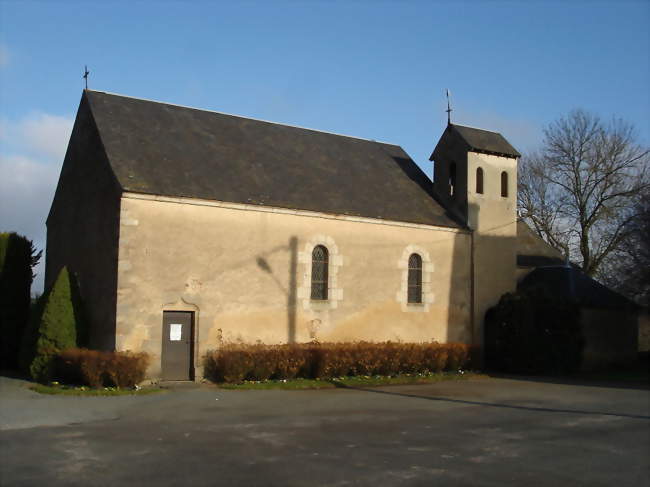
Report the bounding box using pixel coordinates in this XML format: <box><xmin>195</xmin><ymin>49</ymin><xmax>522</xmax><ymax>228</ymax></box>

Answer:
<box><xmin>47</xmin><ymin>94</ymin><xmax>120</xmax><ymax>225</ymax></box>
<box><xmin>45</xmin><ymin>92</ymin><xmax>122</xmax><ymax>348</ymax></box>
<box><xmin>84</xmin><ymin>90</ymin><xmax>460</xmax><ymax>228</ymax></box>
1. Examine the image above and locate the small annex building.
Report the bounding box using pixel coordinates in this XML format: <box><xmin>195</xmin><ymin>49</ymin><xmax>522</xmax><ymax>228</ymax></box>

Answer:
<box><xmin>47</xmin><ymin>90</ymin><xmax>542</xmax><ymax>380</ymax></box>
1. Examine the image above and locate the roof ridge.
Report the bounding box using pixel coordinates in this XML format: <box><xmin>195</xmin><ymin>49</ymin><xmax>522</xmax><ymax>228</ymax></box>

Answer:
<box><xmin>451</xmin><ymin>123</ymin><xmax>503</xmax><ymax>135</ymax></box>
<box><xmin>86</xmin><ymin>89</ymin><xmax>397</xmax><ymax>146</ymax></box>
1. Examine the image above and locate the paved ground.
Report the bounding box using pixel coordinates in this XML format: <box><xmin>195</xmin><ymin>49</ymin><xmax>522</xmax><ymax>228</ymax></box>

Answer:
<box><xmin>1</xmin><ymin>376</ymin><xmax>648</xmax><ymax>487</ymax></box>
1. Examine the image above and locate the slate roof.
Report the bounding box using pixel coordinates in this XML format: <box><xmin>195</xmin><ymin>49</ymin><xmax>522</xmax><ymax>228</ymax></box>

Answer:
<box><xmin>436</xmin><ymin>124</ymin><xmax>521</xmax><ymax>159</ymax></box>
<box><xmin>84</xmin><ymin>90</ymin><xmax>460</xmax><ymax>228</ymax></box>
<box><xmin>516</xmin><ymin>220</ymin><xmax>564</xmax><ymax>267</ymax></box>
<box><xmin>518</xmin><ymin>266</ymin><xmax>636</xmax><ymax>309</ymax></box>
<box><xmin>517</xmin><ymin>255</ymin><xmax>566</xmax><ymax>268</ymax></box>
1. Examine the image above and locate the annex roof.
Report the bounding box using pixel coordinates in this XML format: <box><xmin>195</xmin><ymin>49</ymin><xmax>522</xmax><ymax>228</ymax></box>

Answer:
<box><xmin>516</xmin><ymin>220</ymin><xmax>565</xmax><ymax>268</ymax></box>
<box><xmin>518</xmin><ymin>266</ymin><xmax>636</xmax><ymax>309</ymax></box>
<box><xmin>84</xmin><ymin>90</ymin><xmax>460</xmax><ymax>228</ymax></box>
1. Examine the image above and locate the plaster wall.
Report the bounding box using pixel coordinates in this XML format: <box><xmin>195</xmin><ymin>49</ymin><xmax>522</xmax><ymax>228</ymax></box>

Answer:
<box><xmin>467</xmin><ymin>152</ymin><xmax>518</xmax><ymax>345</ymax></box>
<box><xmin>115</xmin><ymin>194</ymin><xmax>472</xmax><ymax>378</ymax></box>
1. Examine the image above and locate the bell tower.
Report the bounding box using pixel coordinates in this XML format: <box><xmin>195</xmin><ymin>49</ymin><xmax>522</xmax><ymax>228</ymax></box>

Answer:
<box><xmin>430</xmin><ymin>123</ymin><xmax>520</xmax><ymax>348</ymax></box>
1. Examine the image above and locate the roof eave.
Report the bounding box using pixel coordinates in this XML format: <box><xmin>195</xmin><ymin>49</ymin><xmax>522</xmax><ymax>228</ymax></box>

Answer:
<box><xmin>468</xmin><ymin>148</ymin><xmax>521</xmax><ymax>159</ymax></box>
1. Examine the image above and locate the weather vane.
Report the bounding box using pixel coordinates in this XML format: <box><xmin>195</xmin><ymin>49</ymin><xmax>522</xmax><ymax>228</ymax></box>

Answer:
<box><xmin>83</xmin><ymin>65</ymin><xmax>90</xmax><ymax>90</ymax></box>
<box><xmin>446</xmin><ymin>89</ymin><xmax>452</xmax><ymax>125</ymax></box>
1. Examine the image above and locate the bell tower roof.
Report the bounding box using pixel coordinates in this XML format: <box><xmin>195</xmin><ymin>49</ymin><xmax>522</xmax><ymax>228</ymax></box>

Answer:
<box><xmin>430</xmin><ymin>123</ymin><xmax>521</xmax><ymax>160</ymax></box>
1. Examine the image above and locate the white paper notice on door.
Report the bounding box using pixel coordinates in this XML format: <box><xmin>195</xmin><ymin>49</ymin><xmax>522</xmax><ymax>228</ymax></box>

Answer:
<box><xmin>169</xmin><ymin>324</ymin><xmax>182</xmax><ymax>341</ymax></box>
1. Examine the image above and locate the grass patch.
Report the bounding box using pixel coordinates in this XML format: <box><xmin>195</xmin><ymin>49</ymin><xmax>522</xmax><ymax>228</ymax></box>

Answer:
<box><xmin>334</xmin><ymin>371</ymin><xmax>486</xmax><ymax>387</ymax></box>
<box><xmin>219</xmin><ymin>378</ymin><xmax>336</xmax><ymax>390</ymax></box>
<box><xmin>30</xmin><ymin>383</ymin><xmax>166</xmax><ymax>396</ymax></box>
<box><xmin>218</xmin><ymin>371</ymin><xmax>487</xmax><ymax>390</ymax></box>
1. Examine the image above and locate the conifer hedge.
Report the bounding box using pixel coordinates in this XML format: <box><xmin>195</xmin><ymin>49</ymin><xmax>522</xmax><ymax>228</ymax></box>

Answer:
<box><xmin>0</xmin><ymin>232</ymin><xmax>41</xmax><ymax>369</ymax></box>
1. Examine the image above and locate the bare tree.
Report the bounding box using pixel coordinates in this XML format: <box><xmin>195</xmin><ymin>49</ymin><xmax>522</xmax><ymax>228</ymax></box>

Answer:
<box><xmin>518</xmin><ymin>109</ymin><xmax>649</xmax><ymax>277</ymax></box>
<box><xmin>600</xmin><ymin>189</ymin><xmax>650</xmax><ymax>306</ymax></box>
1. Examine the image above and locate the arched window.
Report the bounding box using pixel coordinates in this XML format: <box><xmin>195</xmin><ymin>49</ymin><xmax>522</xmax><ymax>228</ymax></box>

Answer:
<box><xmin>310</xmin><ymin>245</ymin><xmax>329</xmax><ymax>300</ymax></box>
<box><xmin>501</xmin><ymin>171</ymin><xmax>508</xmax><ymax>197</ymax></box>
<box><xmin>407</xmin><ymin>253</ymin><xmax>423</xmax><ymax>304</ymax></box>
<box><xmin>449</xmin><ymin>163</ymin><xmax>457</xmax><ymax>196</ymax></box>
<box><xmin>476</xmin><ymin>167</ymin><xmax>484</xmax><ymax>194</ymax></box>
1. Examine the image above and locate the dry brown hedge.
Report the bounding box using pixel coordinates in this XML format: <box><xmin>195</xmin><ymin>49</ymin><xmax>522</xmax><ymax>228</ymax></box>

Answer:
<box><xmin>203</xmin><ymin>341</ymin><xmax>477</xmax><ymax>383</ymax></box>
<box><xmin>55</xmin><ymin>348</ymin><xmax>150</xmax><ymax>388</ymax></box>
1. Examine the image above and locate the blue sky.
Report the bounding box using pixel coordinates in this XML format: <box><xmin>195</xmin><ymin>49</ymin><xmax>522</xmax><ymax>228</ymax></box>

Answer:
<box><xmin>1</xmin><ymin>0</ymin><xmax>648</xmax><ymax>292</ymax></box>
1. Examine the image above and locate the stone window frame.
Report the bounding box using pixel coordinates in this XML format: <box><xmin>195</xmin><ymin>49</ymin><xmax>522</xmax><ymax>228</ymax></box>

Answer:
<box><xmin>298</xmin><ymin>235</ymin><xmax>343</xmax><ymax>310</ymax></box>
<box><xmin>310</xmin><ymin>245</ymin><xmax>329</xmax><ymax>300</ymax></box>
<box><xmin>407</xmin><ymin>253</ymin><xmax>423</xmax><ymax>304</ymax></box>
<box><xmin>396</xmin><ymin>245</ymin><xmax>434</xmax><ymax>312</ymax></box>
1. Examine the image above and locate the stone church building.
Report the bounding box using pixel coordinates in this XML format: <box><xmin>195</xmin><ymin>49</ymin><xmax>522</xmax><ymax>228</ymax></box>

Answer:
<box><xmin>46</xmin><ymin>90</ymin><xmax>571</xmax><ymax>380</ymax></box>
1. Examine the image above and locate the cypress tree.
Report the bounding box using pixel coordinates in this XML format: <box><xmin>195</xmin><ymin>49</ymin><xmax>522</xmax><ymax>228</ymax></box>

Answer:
<box><xmin>23</xmin><ymin>267</ymin><xmax>84</xmax><ymax>382</ymax></box>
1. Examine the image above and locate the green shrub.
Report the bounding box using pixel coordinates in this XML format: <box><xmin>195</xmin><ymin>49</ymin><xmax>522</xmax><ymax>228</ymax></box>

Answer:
<box><xmin>484</xmin><ymin>288</ymin><xmax>583</xmax><ymax>374</ymax></box>
<box><xmin>56</xmin><ymin>349</ymin><xmax>150</xmax><ymax>388</ymax></box>
<box><xmin>203</xmin><ymin>341</ymin><xmax>475</xmax><ymax>384</ymax></box>
<box><xmin>21</xmin><ymin>267</ymin><xmax>87</xmax><ymax>382</ymax></box>
<box><xmin>0</xmin><ymin>232</ymin><xmax>41</xmax><ymax>369</ymax></box>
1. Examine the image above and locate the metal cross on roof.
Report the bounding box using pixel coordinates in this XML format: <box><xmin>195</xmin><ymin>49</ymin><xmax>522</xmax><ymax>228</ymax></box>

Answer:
<box><xmin>83</xmin><ymin>65</ymin><xmax>90</xmax><ymax>90</ymax></box>
<box><xmin>446</xmin><ymin>89</ymin><xmax>452</xmax><ymax>125</ymax></box>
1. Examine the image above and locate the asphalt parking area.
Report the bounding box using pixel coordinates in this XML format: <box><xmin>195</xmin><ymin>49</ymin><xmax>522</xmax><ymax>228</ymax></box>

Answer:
<box><xmin>1</xmin><ymin>376</ymin><xmax>648</xmax><ymax>486</ymax></box>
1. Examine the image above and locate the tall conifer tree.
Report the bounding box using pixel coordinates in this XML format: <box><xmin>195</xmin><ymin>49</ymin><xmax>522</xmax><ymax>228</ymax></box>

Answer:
<box><xmin>23</xmin><ymin>267</ymin><xmax>85</xmax><ymax>382</ymax></box>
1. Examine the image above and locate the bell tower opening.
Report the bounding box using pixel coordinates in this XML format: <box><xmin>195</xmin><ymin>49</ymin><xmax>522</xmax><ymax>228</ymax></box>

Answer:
<box><xmin>449</xmin><ymin>162</ymin><xmax>457</xmax><ymax>197</ymax></box>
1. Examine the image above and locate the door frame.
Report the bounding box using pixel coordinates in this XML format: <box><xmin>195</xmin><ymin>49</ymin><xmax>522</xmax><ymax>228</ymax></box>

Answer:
<box><xmin>161</xmin><ymin>298</ymin><xmax>200</xmax><ymax>381</ymax></box>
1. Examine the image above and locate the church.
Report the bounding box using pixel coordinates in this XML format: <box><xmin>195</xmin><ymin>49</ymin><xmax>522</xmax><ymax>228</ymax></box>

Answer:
<box><xmin>46</xmin><ymin>90</ymin><xmax>625</xmax><ymax>380</ymax></box>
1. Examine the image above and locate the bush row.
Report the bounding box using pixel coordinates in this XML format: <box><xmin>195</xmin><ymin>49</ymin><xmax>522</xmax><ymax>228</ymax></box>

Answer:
<box><xmin>55</xmin><ymin>348</ymin><xmax>150</xmax><ymax>388</ymax></box>
<box><xmin>203</xmin><ymin>341</ymin><xmax>477</xmax><ymax>383</ymax></box>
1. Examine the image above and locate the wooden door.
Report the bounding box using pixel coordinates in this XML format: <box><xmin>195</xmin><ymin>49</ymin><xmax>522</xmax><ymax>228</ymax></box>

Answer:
<box><xmin>161</xmin><ymin>311</ymin><xmax>194</xmax><ymax>380</ymax></box>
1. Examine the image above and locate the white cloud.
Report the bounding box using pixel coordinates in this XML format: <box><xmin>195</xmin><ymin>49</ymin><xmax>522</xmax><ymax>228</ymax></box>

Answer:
<box><xmin>0</xmin><ymin>44</ymin><xmax>9</xmax><ymax>68</ymax></box>
<box><xmin>10</xmin><ymin>113</ymin><xmax>74</xmax><ymax>159</ymax></box>
<box><xmin>0</xmin><ymin>112</ymin><xmax>73</xmax><ymax>294</ymax></box>
<box><xmin>0</xmin><ymin>154</ymin><xmax>60</xmax><ymax>295</ymax></box>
